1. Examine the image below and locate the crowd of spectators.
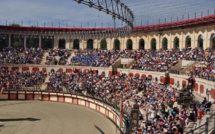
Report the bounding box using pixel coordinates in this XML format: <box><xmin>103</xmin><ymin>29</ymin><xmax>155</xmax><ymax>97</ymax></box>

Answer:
<box><xmin>44</xmin><ymin>68</ymin><xmax>211</xmax><ymax>133</ymax></box>
<box><xmin>187</xmin><ymin>48</ymin><xmax>215</xmax><ymax>81</ymax></box>
<box><xmin>0</xmin><ymin>47</ymin><xmax>44</xmax><ymax>64</ymax></box>
<box><xmin>70</xmin><ymin>49</ymin><xmax>120</xmax><ymax>67</ymax></box>
<box><xmin>45</xmin><ymin>49</ymin><xmax>71</xmax><ymax>65</ymax></box>
<box><xmin>0</xmin><ymin>68</ymin><xmax>46</xmax><ymax>89</ymax></box>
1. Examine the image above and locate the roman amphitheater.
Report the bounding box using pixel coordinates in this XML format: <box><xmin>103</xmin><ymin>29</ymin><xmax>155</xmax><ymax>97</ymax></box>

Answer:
<box><xmin>0</xmin><ymin>1</ymin><xmax>215</xmax><ymax>134</ymax></box>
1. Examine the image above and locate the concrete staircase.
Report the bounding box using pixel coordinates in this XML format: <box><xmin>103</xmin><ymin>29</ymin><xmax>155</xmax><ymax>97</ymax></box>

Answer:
<box><xmin>40</xmin><ymin>75</ymin><xmax>50</xmax><ymax>90</ymax></box>
<box><xmin>180</xmin><ymin>61</ymin><xmax>199</xmax><ymax>75</ymax></box>
<box><xmin>40</xmin><ymin>51</ymin><xmax>49</xmax><ymax>65</ymax></box>
<box><xmin>67</xmin><ymin>51</ymin><xmax>75</xmax><ymax>64</ymax></box>
<box><xmin>184</xmin><ymin>94</ymin><xmax>215</xmax><ymax>134</ymax></box>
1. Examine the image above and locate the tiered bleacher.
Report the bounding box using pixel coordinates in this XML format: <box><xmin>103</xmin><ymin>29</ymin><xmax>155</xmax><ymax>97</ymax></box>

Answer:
<box><xmin>0</xmin><ymin>46</ymin><xmax>214</xmax><ymax>133</ymax></box>
<box><xmin>70</xmin><ymin>49</ymin><xmax>120</xmax><ymax>67</ymax></box>
<box><xmin>0</xmin><ymin>47</ymin><xmax>44</xmax><ymax>64</ymax></box>
<box><xmin>45</xmin><ymin>49</ymin><xmax>71</xmax><ymax>65</ymax></box>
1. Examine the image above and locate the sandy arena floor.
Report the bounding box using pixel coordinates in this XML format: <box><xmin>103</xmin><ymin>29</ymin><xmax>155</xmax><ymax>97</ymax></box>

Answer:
<box><xmin>0</xmin><ymin>101</ymin><xmax>119</xmax><ymax>134</ymax></box>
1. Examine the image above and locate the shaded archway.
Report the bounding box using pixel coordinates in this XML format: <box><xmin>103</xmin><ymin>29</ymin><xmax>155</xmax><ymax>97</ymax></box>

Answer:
<box><xmin>73</xmin><ymin>39</ymin><xmax>80</xmax><ymax>49</ymax></box>
<box><xmin>185</xmin><ymin>36</ymin><xmax>191</xmax><ymax>48</ymax></box>
<box><xmin>100</xmin><ymin>39</ymin><xmax>107</xmax><ymax>50</ymax></box>
<box><xmin>174</xmin><ymin>37</ymin><xmax>180</xmax><ymax>49</ymax></box>
<box><xmin>197</xmin><ymin>35</ymin><xmax>204</xmax><ymax>49</ymax></box>
<box><xmin>0</xmin><ymin>35</ymin><xmax>9</xmax><ymax>50</ymax></box>
<box><xmin>59</xmin><ymin>39</ymin><xmax>66</xmax><ymax>49</ymax></box>
<box><xmin>162</xmin><ymin>37</ymin><xmax>168</xmax><ymax>50</ymax></box>
<box><xmin>41</xmin><ymin>36</ymin><xmax>54</xmax><ymax>49</ymax></box>
<box><xmin>210</xmin><ymin>33</ymin><xmax>215</xmax><ymax>49</ymax></box>
<box><xmin>114</xmin><ymin>39</ymin><xmax>120</xmax><ymax>50</ymax></box>
<box><xmin>139</xmin><ymin>38</ymin><xmax>145</xmax><ymax>50</ymax></box>
<box><xmin>151</xmin><ymin>38</ymin><xmax>156</xmax><ymax>50</ymax></box>
<box><xmin>11</xmin><ymin>35</ymin><xmax>24</xmax><ymax>47</ymax></box>
<box><xmin>87</xmin><ymin>39</ymin><xmax>93</xmax><ymax>49</ymax></box>
<box><xmin>126</xmin><ymin>39</ymin><xmax>133</xmax><ymax>50</ymax></box>
<box><xmin>26</xmin><ymin>36</ymin><xmax>39</xmax><ymax>48</ymax></box>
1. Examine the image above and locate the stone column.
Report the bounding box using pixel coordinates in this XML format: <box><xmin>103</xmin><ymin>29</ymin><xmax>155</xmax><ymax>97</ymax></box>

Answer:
<box><xmin>53</xmin><ymin>37</ymin><xmax>59</xmax><ymax>49</ymax></box>
<box><xmin>39</xmin><ymin>36</ymin><xmax>42</xmax><ymax>48</ymax></box>
<box><xmin>8</xmin><ymin>34</ymin><xmax>11</xmax><ymax>47</ymax></box>
<box><xmin>65</xmin><ymin>38</ymin><xmax>71</xmax><ymax>49</ymax></box>
<box><xmin>24</xmin><ymin>36</ymin><xmax>27</xmax><ymax>48</ymax></box>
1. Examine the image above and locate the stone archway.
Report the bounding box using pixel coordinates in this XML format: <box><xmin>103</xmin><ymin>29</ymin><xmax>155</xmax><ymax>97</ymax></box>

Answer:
<box><xmin>11</xmin><ymin>35</ymin><xmax>24</xmax><ymax>47</ymax></box>
<box><xmin>59</xmin><ymin>39</ymin><xmax>66</xmax><ymax>49</ymax></box>
<box><xmin>197</xmin><ymin>35</ymin><xmax>204</xmax><ymax>49</ymax></box>
<box><xmin>73</xmin><ymin>39</ymin><xmax>80</xmax><ymax>49</ymax></box>
<box><xmin>210</xmin><ymin>33</ymin><xmax>215</xmax><ymax>49</ymax></box>
<box><xmin>41</xmin><ymin>36</ymin><xmax>54</xmax><ymax>49</ymax></box>
<box><xmin>139</xmin><ymin>38</ymin><xmax>145</xmax><ymax>50</ymax></box>
<box><xmin>87</xmin><ymin>39</ymin><xmax>93</xmax><ymax>49</ymax></box>
<box><xmin>26</xmin><ymin>36</ymin><xmax>39</xmax><ymax>48</ymax></box>
<box><xmin>162</xmin><ymin>37</ymin><xmax>168</xmax><ymax>50</ymax></box>
<box><xmin>151</xmin><ymin>38</ymin><xmax>156</xmax><ymax>50</ymax></box>
<box><xmin>126</xmin><ymin>39</ymin><xmax>133</xmax><ymax>50</ymax></box>
<box><xmin>0</xmin><ymin>35</ymin><xmax>9</xmax><ymax>49</ymax></box>
<box><xmin>174</xmin><ymin>37</ymin><xmax>180</xmax><ymax>49</ymax></box>
<box><xmin>114</xmin><ymin>39</ymin><xmax>120</xmax><ymax>50</ymax></box>
<box><xmin>100</xmin><ymin>39</ymin><xmax>107</xmax><ymax>50</ymax></box>
<box><xmin>185</xmin><ymin>36</ymin><xmax>191</xmax><ymax>48</ymax></box>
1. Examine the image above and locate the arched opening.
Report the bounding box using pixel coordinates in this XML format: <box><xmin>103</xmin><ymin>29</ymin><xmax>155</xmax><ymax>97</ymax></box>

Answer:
<box><xmin>151</xmin><ymin>38</ymin><xmax>156</xmax><ymax>50</ymax></box>
<box><xmin>11</xmin><ymin>35</ymin><xmax>24</xmax><ymax>47</ymax></box>
<box><xmin>114</xmin><ymin>39</ymin><xmax>120</xmax><ymax>50</ymax></box>
<box><xmin>73</xmin><ymin>39</ymin><xmax>80</xmax><ymax>49</ymax></box>
<box><xmin>126</xmin><ymin>39</ymin><xmax>133</xmax><ymax>50</ymax></box>
<box><xmin>139</xmin><ymin>39</ymin><xmax>145</xmax><ymax>50</ymax></box>
<box><xmin>26</xmin><ymin>36</ymin><xmax>39</xmax><ymax>48</ymax></box>
<box><xmin>87</xmin><ymin>39</ymin><xmax>93</xmax><ymax>49</ymax></box>
<box><xmin>0</xmin><ymin>35</ymin><xmax>8</xmax><ymax>50</ymax></box>
<box><xmin>59</xmin><ymin>39</ymin><xmax>66</xmax><ymax>49</ymax></box>
<box><xmin>197</xmin><ymin>35</ymin><xmax>204</xmax><ymax>49</ymax></box>
<box><xmin>210</xmin><ymin>33</ymin><xmax>215</xmax><ymax>49</ymax></box>
<box><xmin>162</xmin><ymin>37</ymin><xmax>168</xmax><ymax>50</ymax></box>
<box><xmin>41</xmin><ymin>36</ymin><xmax>54</xmax><ymax>49</ymax></box>
<box><xmin>185</xmin><ymin>36</ymin><xmax>191</xmax><ymax>48</ymax></box>
<box><xmin>174</xmin><ymin>37</ymin><xmax>180</xmax><ymax>49</ymax></box>
<box><xmin>100</xmin><ymin>39</ymin><xmax>107</xmax><ymax>50</ymax></box>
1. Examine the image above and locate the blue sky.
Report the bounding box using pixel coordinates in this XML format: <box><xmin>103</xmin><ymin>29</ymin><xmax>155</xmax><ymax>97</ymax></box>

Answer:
<box><xmin>0</xmin><ymin>0</ymin><xmax>214</xmax><ymax>27</ymax></box>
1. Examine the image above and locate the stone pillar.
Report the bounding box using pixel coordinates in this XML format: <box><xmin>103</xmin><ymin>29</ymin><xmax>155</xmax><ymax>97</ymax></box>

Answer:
<box><xmin>65</xmin><ymin>38</ymin><xmax>71</xmax><ymax>49</ymax></box>
<box><xmin>168</xmin><ymin>41</ymin><xmax>173</xmax><ymax>49</ymax></box>
<box><xmin>70</xmin><ymin>39</ymin><xmax>73</xmax><ymax>49</ymax></box>
<box><xmin>158</xmin><ymin>34</ymin><xmax>162</xmax><ymax>49</ymax></box>
<box><xmin>24</xmin><ymin>36</ymin><xmax>27</xmax><ymax>48</ymax></box>
<box><xmin>54</xmin><ymin>38</ymin><xmax>59</xmax><ymax>49</ymax></box>
<box><xmin>39</xmin><ymin>36</ymin><xmax>42</xmax><ymax>48</ymax></box>
<box><xmin>8</xmin><ymin>34</ymin><xmax>11</xmax><ymax>47</ymax></box>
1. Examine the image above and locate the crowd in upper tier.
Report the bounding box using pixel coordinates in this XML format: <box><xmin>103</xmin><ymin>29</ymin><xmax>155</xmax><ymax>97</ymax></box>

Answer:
<box><xmin>70</xmin><ymin>49</ymin><xmax>120</xmax><ymax>67</ymax></box>
<box><xmin>45</xmin><ymin>48</ymin><xmax>71</xmax><ymax>65</ymax></box>
<box><xmin>0</xmin><ymin>47</ymin><xmax>43</xmax><ymax>64</ymax></box>
<box><xmin>0</xmin><ymin>46</ymin><xmax>215</xmax><ymax>82</ymax></box>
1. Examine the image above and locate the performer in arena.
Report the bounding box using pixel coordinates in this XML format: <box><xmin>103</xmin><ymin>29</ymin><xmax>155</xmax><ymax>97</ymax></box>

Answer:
<box><xmin>0</xmin><ymin>87</ymin><xmax>4</xmax><ymax>95</ymax></box>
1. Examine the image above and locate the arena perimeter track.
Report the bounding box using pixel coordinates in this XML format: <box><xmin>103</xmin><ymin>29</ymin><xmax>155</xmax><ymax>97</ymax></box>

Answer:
<box><xmin>0</xmin><ymin>101</ymin><xmax>119</xmax><ymax>134</ymax></box>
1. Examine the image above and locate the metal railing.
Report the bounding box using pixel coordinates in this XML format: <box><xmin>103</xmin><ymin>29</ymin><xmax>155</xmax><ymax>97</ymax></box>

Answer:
<box><xmin>186</xmin><ymin>113</ymin><xmax>215</xmax><ymax>134</ymax></box>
